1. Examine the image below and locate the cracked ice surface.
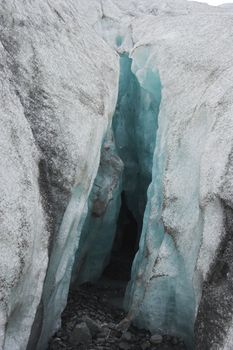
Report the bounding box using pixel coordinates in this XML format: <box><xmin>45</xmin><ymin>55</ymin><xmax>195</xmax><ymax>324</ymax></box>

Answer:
<box><xmin>71</xmin><ymin>134</ymin><xmax>123</xmax><ymax>286</ymax></box>
<box><xmin>80</xmin><ymin>1</ymin><xmax>233</xmax><ymax>348</ymax></box>
<box><xmin>1</xmin><ymin>0</ymin><xmax>233</xmax><ymax>350</ymax></box>
<box><xmin>0</xmin><ymin>1</ymin><xmax>119</xmax><ymax>349</ymax></box>
<box><xmin>113</xmin><ymin>53</ymin><xmax>161</xmax><ymax>227</ymax></box>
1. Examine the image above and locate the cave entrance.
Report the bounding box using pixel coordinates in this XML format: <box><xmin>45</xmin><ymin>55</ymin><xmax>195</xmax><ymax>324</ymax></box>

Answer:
<box><xmin>70</xmin><ymin>53</ymin><xmax>161</xmax><ymax>291</ymax></box>
<box><xmin>103</xmin><ymin>191</ymin><xmax>139</xmax><ymax>282</ymax></box>
<box><xmin>48</xmin><ymin>51</ymin><xmax>163</xmax><ymax>350</ymax></box>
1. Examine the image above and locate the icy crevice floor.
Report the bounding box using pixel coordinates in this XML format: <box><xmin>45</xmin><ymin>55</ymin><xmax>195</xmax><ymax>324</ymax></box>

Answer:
<box><xmin>48</xmin><ymin>254</ymin><xmax>187</xmax><ymax>350</ymax></box>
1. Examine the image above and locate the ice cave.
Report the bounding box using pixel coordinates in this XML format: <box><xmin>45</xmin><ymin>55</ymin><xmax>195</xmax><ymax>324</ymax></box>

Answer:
<box><xmin>71</xmin><ymin>53</ymin><xmax>161</xmax><ymax>287</ymax></box>
<box><xmin>1</xmin><ymin>1</ymin><xmax>233</xmax><ymax>350</ymax></box>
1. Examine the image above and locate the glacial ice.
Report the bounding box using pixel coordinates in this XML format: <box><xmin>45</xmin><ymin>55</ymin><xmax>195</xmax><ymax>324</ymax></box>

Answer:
<box><xmin>0</xmin><ymin>1</ymin><xmax>119</xmax><ymax>350</ymax></box>
<box><xmin>1</xmin><ymin>1</ymin><xmax>233</xmax><ymax>350</ymax></box>
<box><xmin>86</xmin><ymin>2</ymin><xmax>233</xmax><ymax>349</ymax></box>
<box><xmin>71</xmin><ymin>52</ymin><xmax>161</xmax><ymax>288</ymax></box>
<box><xmin>113</xmin><ymin>53</ymin><xmax>161</xmax><ymax>227</ymax></box>
<box><xmin>121</xmin><ymin>48</ymin><xmax>197</xmax><ymax>345</ymax></box>
<box><xmin>72</xmin><ymin>135</ymin><xmax>123</xmax><ymax>285</ymax></box>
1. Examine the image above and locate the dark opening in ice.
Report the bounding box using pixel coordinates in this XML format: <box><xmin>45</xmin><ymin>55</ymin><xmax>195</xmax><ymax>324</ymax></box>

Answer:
<box><xmin>103</xmin><ymin>191</ymin><xmax>138</xmax><ymax>282</ymax></box>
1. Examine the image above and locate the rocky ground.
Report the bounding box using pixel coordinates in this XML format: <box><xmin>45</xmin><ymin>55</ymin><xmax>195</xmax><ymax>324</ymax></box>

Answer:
<box><xmin>48</xmin><ymin>273</ymin><xmax>187</xmax><ymax>350</ymax></box>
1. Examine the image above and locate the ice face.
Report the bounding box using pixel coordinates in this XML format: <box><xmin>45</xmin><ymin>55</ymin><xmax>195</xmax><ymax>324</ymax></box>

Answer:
<box><xmin>121</xmin><ymin>44</ymin><xmax>211</xmax><ymax>348</ymax></box>
<box><xmin>71</xmin><ymin>52</ymin><xmax>161</xmax><ymax>287</ymax></box>
<box><xmin>123</xmin><ymin>48</ymin><xmax>204</xmax><ymax>347</ymax></box>
<box><xmin>113</xmin><ymin>54</ymin><xmax>161</xmax><ymax>228</ymax></box>
<box><xmin>121</xmin><ymin>47</ymin><xmax>195</xmax><ymax>343</ymax></box>
<box><xmin>63</xmin><ymin>40</ymin><xmax>199</xmax><ymax>349</ymax></box>
<box><xmin>71</xmin><ymin>135</ymin><xmax>123</xmax><ymax>286</ymax></box>
<box><xmin>71</xmin><ymin>53</ymin><xmax>160</xmax><ymax>286</ymax></box>
<box><xmin>0</xmin><ymin>1</ymin><xmax>119</xmax><ymax>350</ymax></box>
<box><xmin>2</xmin><ymin>1</ymin><xmax>233</xmax><ymax>350</ymax></box>
<box><xmin>81</xmin><ymin>3</ymin><xmax>233</xmax><ymax>347</ymax></box>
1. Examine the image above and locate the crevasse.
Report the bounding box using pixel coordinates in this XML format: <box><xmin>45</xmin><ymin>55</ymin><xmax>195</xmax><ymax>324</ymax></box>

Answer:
<box><xmin>74</xmin><ymin>45</ymin><xmax>197</xmax><ymax>348</ymax></box>
<box><xmin>71</xmin><ymin>133</ymin><xmax>123</xmax><ymax>285</ymax></box>
<box><xmin>125</xmin><ymin>46</ymin><xmax>195</xmax><ymax>349</ymax></box>
<box><xmin>113</xmin><ymin>53</ymin><xmax>161</xmax><ymax>229</ymax></box>
<box><xmin>41</xmin><ymin>44</ymin><xmax>197</xmax><ymax>350</ymax></box>
<box><xmin>71</xmin><ymin>52</ymin><xmax>161</xmax><ymax>287</ymax></box>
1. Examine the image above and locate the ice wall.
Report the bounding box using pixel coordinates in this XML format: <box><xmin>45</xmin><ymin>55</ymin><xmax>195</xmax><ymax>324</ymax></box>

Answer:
<box><xmin>72</xmin><ymin>135</ymin><xmax>123</xmax><ymax>286</ymax></box>
<box><xmin>83</xmin><ymin>2</ymin><xmax>233</xmax><ymax>348</ymax></box>
<box><xmin>0</xmin><ymin>1</ymin><xmax>119</xmax><ymax>349</ymax></box>
<box><xmin>0</xmin><ymin>62</ymin><xmax>48</xmax><ymax>350</ymax></box>
<box><xmin>37</xmin><ymin>2</ymin><xmax>233</xmax><ymax>349</ymax></box>
<box><xmin>71</xmin><ymin>52</ymin><xmax>161</xmax><ymax>287</ymax></box>
<box><xmin>113</xmin><ymin>53</ymin><xmax>161</xmax><ymax>228</ymax></box>
<box><xmin>1</xmin><ymin>1</ymin><xmax>233</xmax><ymax>349</ymax></box>
<box><xmin>125</xmin><ymin>46</ymin><xmax>198</xmax><ymax>348</ymax></box>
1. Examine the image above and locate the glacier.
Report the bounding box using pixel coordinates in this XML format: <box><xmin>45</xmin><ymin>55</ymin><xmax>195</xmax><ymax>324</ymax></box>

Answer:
<box><xmin>71</xmin><ymin>134</ymin><xmax>123</xmax><ymax>286</ymax></box>
<box><xmin>113</xmin><ymin>53</ymin><xmax>161</xmax><ymax>228</ymax></box>
<box><xmin>71</xmin><ymin>52</ymin><xmax>161</xmax><ymax>288</ymax></box>
<box><xmin>0</xmin><ymin>1</ymin><xmax>119</xmax><ymax>350</ymax></box>
<box><xmin>0</xmin><ymin>0</ymin><xmax>233</xmax><ymax>350</ymax></box>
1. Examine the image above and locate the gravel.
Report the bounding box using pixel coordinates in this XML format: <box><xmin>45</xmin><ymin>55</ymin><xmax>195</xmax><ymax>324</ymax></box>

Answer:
<box><xmin>48</xmin><ymin>280</ymin><xmax>187</xmax><ymax>350</ymax></box>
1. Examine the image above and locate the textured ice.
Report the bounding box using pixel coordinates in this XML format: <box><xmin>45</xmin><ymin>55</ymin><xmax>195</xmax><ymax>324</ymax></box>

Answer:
<box><xmin>71</xmin><ymin>51</ymin><xmax>161</xmax><ymax>291</ymax></box>
<box><xmin>72</xmin><ymin>135</ymin><xmax>123</xmax><ymax>285</ymax></box>
<box><xmin>72</xmin><ymin>51</ymin><xmax>162</xmax><ymax>290</ymax></box>
<box><xmin>82</xmin><ymin>1</ymin><xmax>233</xmax><ymax>349</ymax></box>
<box><xmin>0</xmin><ymin>62</ymin><xmax>48</xmax><ymax>350</ymax></box>
<box><xmin>113</xmin><ymin>54</ymin><xmax>161</xmax><ymax>227</ymax></box>
<box><xmin>0</xmin><ymin>1</ymin><xmax>118</xmax><ymax>349</ymax></box>
<box><xmin>1</xmin><ymin>1</ymin><xmax>233</xmax><ymax>350</ymax></box>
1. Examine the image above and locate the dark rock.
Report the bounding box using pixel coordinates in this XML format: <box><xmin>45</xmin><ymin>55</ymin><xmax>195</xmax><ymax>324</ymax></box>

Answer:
<box><xmin>163</xmin><ymin>334</ymin><xmax>172</xmax><ymax>341</ymax></box>
<box><xmin>49</xmin><ymin>283</ymin><xmax>187</xmax><ymax>350</ymax></box>
<box><xmin>141</xmin><ymin>340</ymin><xmax>151</xmax><ymax>350</ymax></box>
<box><xmin>69</xmin><ymin>322</ymin><xmax>92</xmax><ymax>345</ymax></box>
<box><xmin>119</xmin><ymin>341</ymin><xmax>131</xmax><ymax>350</ymax></box>
<box><xmin>171</xmin><ymin>337</ymin><xmax>178</xmax><ymax>345</ymax></box>
<box><xmin>83</xmin><ymin>316</ymin><xmax>101</xmax><ymax>337</ymax></box>
<box><xmin>150</xmin><ymin>334</ymin><xmax>163</xmax><ymax>345</ymax></box>
<box><xmin>116</xmin><ymin>317</ymin><xmax>131</xmax><ymax>332</ymax></box>
<box><xmin>96</xmin><ymin>337</ymin><xmax>106</xmax><ymax>343</ymax></box>
<box><xmin>108</xmin><ymin>322</ymin><xmax>116</xmax><ymax>329</ymax></box>
<box><xmin>121</xmin><ymin>331</ymin><xmax>132</xmax><ymax>342</ymax></box>
<box><xmin>99</xmin><ymin>326</ymin><xmax>111</xmax><ymax>338</ymax></box>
